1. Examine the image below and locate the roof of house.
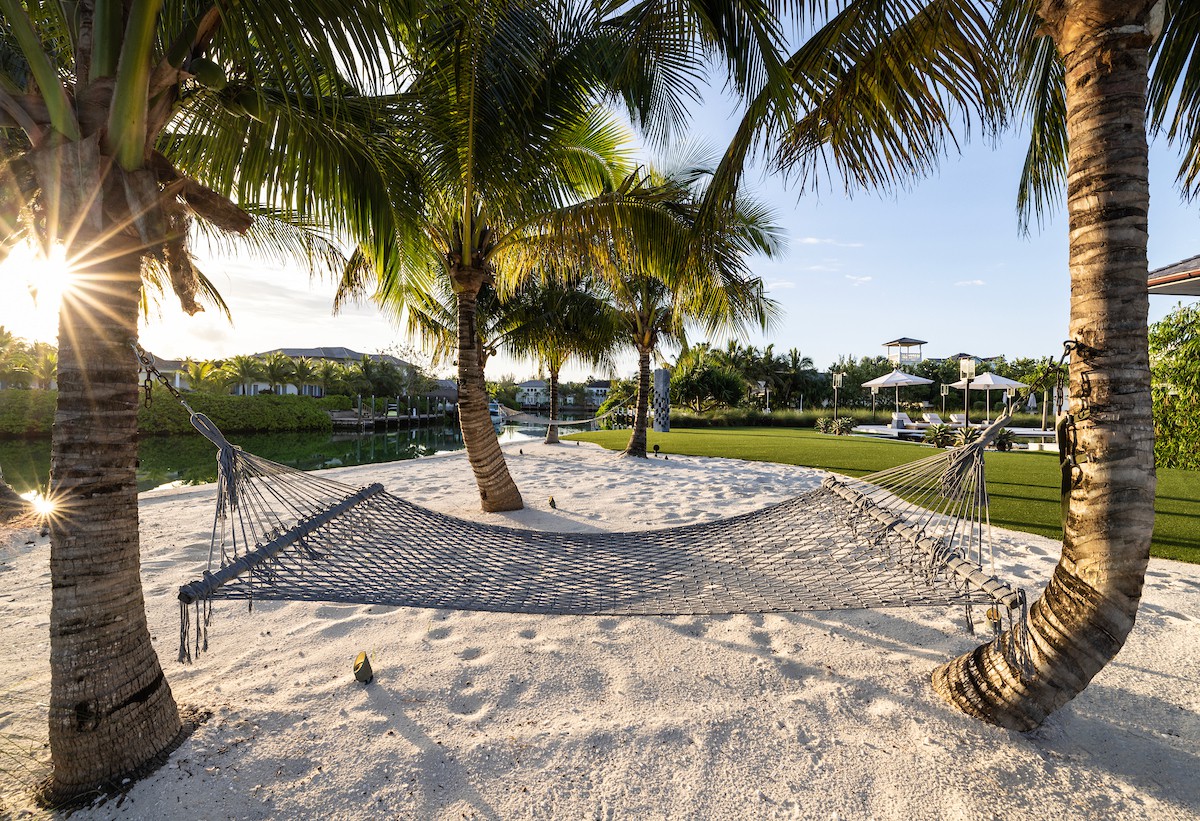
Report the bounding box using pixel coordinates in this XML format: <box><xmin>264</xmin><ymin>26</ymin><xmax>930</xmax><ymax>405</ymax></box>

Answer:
<box><xmin>1149</xmin><ymin>255</ymin><xmax>1200</xmax><ymax>296</ymax></box>
<box><xmin>587</xmin><ymin>380</ymin><xmax>612</xmax><ymax>389</ymax></box>
<box><xmin>518</xmin><ymin>379</ymin><xmax>547</xmax><ymax>388</ymax></box>
<box><xmin>882</xmin><ymin>337</ymin><xmax>928</xmax><ymax>347</ymax></box>
<box><xmin>254</xmin><ymin>347</ymin><xmax>413</xmax><ymax>368</ymax></box>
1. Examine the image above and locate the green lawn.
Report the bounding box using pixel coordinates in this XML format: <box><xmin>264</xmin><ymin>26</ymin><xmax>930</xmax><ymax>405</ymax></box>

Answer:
<box><xmin>567</xmin><ymin>427</ymin><xmax>1200</xmax><ymax>565</ymax></box>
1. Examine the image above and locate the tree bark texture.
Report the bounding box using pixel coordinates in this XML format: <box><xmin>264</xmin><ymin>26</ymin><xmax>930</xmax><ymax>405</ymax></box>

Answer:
<box><xmin>545</xmin><ymin>368</ymin><xmax>560</xmax><ymax>445</ymax></box>
<box><xmin>624</xmin><ymin>347</ymin><xmax>652</xmax><ymax>457</ymax></box>
<box><xmin>933</xmin><ymin>1</ymin><xmax>1157</xmax><ymax>730</ymax></box>
<box><xmin>45</xmin><ymin>191</ymin><xmax>181</xmax><ymax>801</ymax></box>
<box><xmin>454</xmin><ymin>268</ymin><xmax>524</xmax><ymax>511</ymax></box>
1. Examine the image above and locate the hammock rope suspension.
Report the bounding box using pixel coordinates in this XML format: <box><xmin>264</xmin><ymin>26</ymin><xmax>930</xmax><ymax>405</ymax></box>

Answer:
<box><xmin>175</xmin><ymin>409</ymin><xmax>1031</xmax><ymax>674</ymax></box>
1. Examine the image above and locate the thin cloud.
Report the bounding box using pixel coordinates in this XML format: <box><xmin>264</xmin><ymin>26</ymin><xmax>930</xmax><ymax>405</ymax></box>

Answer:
<box><xmin>845</xmin><ymin>275</ymin><xmax>872</xmax><ymax>287</ymax></box>
<box><xmin>765</xmin><ymin>279</ymin><xmax>797</xmax><ymax>290</ymax></box>
<box><xmin>797</xmin><ymin>236</ymin><xmax>865</xmax><ymax>248</ymax></box>
<box><xmin>955</xmin><ymin>279</ymin><xmax>986</xmax><ymax>287</ymax></box>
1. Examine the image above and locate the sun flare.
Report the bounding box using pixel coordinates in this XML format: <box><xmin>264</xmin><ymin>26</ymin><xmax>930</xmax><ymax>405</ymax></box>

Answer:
<box><xmin>0</xmin><ymin>242</ymin><xmax>77</xmax><ymax>342</ymax></box>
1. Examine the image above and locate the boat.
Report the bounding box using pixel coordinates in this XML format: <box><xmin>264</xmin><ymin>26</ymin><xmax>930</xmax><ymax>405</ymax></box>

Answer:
<box><xmin>488</xmin><ymin>399</ymin><xmax>505</xmax><ymax>426</ymax></box>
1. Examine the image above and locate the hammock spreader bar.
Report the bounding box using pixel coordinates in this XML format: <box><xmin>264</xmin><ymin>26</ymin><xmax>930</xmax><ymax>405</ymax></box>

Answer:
<box><xmin>178</xmin><ymin>483</ymin><xmax>385</xmax><ymax>605</ymax></box>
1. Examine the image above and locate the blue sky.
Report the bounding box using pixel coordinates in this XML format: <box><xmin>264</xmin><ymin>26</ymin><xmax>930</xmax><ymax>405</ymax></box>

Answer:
<box><xmin>4</xmin><ymin>83</ymin><xmax>1196</xmax><ymax>383</ymax></box>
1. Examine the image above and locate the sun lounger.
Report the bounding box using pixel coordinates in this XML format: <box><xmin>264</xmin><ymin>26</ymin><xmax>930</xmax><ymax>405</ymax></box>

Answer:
<box><xmin>891</xmin><ymin>412</ymin><xmax>928</xmax><ymax>430</ymax></box>
<box><xmin>949</xmin><ymin>414</ymin><xmax>967</xmax><ymax>426</ymax></box>
<box><xmin>922</xmin><ymin>413</ymin><xmax>948</xmax><ymax>426</ymax></box>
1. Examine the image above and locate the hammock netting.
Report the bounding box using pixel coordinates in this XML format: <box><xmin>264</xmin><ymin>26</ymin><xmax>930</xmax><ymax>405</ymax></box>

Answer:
<box><xmin>177</xmin><ymin>414</ymin><xmax>1030</xmax><ymax>670</ymax></box>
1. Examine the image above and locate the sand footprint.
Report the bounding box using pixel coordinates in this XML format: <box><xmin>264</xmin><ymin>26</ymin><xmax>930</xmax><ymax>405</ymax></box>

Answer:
<box><xmin>459</xmin><ymin>646</ymin><xmax>486</xmax><ymax>662</ymax></box>
<box><xmin>517</xmin><ymin>627</ymin><xmax>538</xmax><ymax>640</ymax></box>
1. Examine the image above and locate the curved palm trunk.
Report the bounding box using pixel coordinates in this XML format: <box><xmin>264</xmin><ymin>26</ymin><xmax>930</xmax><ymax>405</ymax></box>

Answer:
<box><xmin>545</xmin><ymin>367</ymin><xmax>561</xmax><ymax>444</ymax></box>
<box><xmin>45</xmin><ymin>236</ymin><xmax>182</xmax><ymax>801</ymax></box>
<box><xmin>624</xmin><ymin>347</ymin><xmax>652</xmax><ymax>457</ymax></box>
<box><xmin>933</xmin><ymin>4</ymin><xmax>1156</xmax><ymax>730</ymax></box>
<box><xmin>454</xmin><ymin>268</ymin><xmax>523</xmax><ymax>511</ymax></box>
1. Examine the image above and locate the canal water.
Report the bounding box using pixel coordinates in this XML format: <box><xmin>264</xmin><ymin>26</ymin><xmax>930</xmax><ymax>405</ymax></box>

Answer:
<box><xmin>0</xmin><ymin>424</ymin><xmax>553</xmax><ymax>495</ymax></box>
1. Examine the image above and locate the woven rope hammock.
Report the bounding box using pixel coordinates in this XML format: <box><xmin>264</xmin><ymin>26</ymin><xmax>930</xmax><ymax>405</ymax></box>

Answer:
<box><xmin>497</xmin><ymin>404</ymin><xmax>621</xmax><ymax>427</ymax></box>
<box><xmin>175</xmin><ymin>413</ymin><xmax>1031</xmax><ymax>670</ymax></box>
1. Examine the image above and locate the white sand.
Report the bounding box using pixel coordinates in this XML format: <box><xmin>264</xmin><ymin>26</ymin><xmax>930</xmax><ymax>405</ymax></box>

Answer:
<box><xmin>2</xmin><ymin>440</ymin><xmax>1198</xmax><ymax>819</ymax></box>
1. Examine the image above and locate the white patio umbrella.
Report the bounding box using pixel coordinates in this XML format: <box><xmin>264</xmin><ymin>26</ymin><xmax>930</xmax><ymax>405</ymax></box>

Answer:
<box><xmin>861</xmin><ymin>369</ymin><xmax>934</xmax><ymax>416</ymax></box>
<box><xmin>949</xmin><ymin>372</ymin><xmax>1028</xmax><ymax>422</ymax></box>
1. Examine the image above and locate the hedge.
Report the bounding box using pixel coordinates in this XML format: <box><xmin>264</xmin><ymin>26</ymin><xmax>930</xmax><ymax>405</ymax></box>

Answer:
<box><xmin>0</xmin><ymin>387</ymin><xmax>335</xmax><ymax>438</ymax></box>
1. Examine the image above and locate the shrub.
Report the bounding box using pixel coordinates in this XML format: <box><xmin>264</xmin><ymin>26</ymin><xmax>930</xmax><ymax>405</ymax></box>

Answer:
<box><xmin>832</xmin><ymin>417</ymin><xmax>856</xmax><ymax>435</ymax></box>
<box><xmin>923</xmin><ymin>423</ymin><xmax>954</xmax><ymax>447</ymax></box>
<box><xmin>993</xmin><ymin>428</ymin><xmax>1016</xmax><ymax>452</ymax></box>
<box><xmin>0</xmin><ymin>389</ymin><xmax>57</xmax><ymax>437</ymax></box>
<box><xmin>137</xmin><ymin>386</ymin><xmax>333</xmax><ymax>435</ymax></box>
<box><xmin>954</xmin><ymin>426</ymin><xmax>982</xmax><ymax>447</ymax></box>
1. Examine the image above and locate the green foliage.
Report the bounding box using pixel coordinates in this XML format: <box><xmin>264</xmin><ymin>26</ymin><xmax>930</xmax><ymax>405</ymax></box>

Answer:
<box><xmin>954</xmin><ymin>427</ymin><xmax>982</xmax><ymax>447</ymax></box>
<box><xmin>993</xmin><ymin>428</ymin><xmax>1016</xmax><ymax>452</ymax></box>
<box><xmin>488</xmin><ymin>375</ymin><xmax>520</xmax><ymax>408</ymax></box>
<box><xmin>1150</xmin><ymin>303</ymin><xmax>1200</xmax><ymax>469</ymax></box>
<box><xmin>1152</xmin><ymin>388</ymin><xmax>1200</xmax><ymax>471</ymax></box>
<box><xmin>671</xmin><ymin>349</ymin><xmax>745</xmax><ymax>411</ymax></box>
<box><xmin>0</xmin><ymin>389</ymin><xmax>56</xmax><ymax>437</ymax></box>
<box><xmin>923</xmin><ymin>423</ymin><xmax>955</xmax><ymax>447</ymax></box>
<box><xmin>566</xmin><ymin>427</ymin><xmax>1200</xmax><ymax>564</ymax></box>
<box><xmin>136</xmin><ymin>387</ymin><xmax>332</xmax><ymax>435</ymax></box>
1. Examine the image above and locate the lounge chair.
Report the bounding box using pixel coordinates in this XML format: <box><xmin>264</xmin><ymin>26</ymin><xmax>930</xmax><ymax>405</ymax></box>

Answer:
<box><xmin>891</xmin><ymin>412</ymin><xmax>928</xmax><ymax>430</ymax></box>
<box><xmin>922</xmin><ymin>413</ymin><xmax>948</xmax><ymax>426</ymax></box>
<box><xmin>949</xmin><ymin>414</ymin><xmax>968</xmax><ymax>427</ymax></box>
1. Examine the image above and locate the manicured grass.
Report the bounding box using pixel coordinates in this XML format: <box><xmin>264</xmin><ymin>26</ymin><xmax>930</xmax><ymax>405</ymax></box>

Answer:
<box><xmin>568</xmin><ymin>427</ymin><xmax>1200</xmax><ymax>565</ymax></box>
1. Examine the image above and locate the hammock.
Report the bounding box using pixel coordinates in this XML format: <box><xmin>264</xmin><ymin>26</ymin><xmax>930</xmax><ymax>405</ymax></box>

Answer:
<box><xmin>176</xmin><ymin>413</ymin><xmax>1030</xmax><ymax>670</ymax></box>
<box><xmin>497</xmin><ymin>404</ymin><xmax>621</xmax><ymax>427</ymax></box>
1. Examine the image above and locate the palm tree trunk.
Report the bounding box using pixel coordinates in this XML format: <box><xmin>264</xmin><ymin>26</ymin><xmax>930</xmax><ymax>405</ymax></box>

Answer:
<box><xmin>45</xmin><ymin>237</ymin><xmax>182</xmax><ymax>801</ymax></box>
<box><xmin>545</xmin><ymin>367</ymin><xmax>560</xmax><ymax>444</ymax></box>
<box><xmin>933</xmin><ymin>2</ymin><xmax>1157</xmax><ymax>730</ymax></box>
<box><xmin>454</xmin><ymin>267</ymin><xmax>523</xmax><ymax>511</ymax></box>
<box><xmin>624</xmin><ymin>347</ymin><xmax>652</xmax><ymax>457</ymax></box>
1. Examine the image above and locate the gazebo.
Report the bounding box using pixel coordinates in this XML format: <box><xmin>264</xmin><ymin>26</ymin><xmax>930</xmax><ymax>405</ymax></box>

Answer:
<box><xmin>883</xmin><ymin>337</ymin><xmax>927</xmax><ymax>366</ymax></box>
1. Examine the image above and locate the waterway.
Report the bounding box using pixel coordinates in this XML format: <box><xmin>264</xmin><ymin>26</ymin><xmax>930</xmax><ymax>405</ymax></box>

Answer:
<box><xmin>0</xmin><ymin>424</ymin><xmax>551</xmax><ymax>495</ymax></box>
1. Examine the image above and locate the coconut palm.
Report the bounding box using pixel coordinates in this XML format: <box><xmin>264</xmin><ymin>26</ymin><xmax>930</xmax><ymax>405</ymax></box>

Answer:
<box><xmin>500</xmin><ymin>275</ymin><xmax>620</xmax><ymax>444</ymax></box>
<box><xmin>260</xmin><ymin>352</ymin><xmax>296</xmax><ymax>394</ymax></box>
<box><xmin>30</xmin><ymin>343</ymin><xmax>57</xmax><ymax>390</ymax></box>
<box><xmin>291</xmin><ymin>357</ymin><xmax>320</xmax><ymax>397</ymax></box>
<box><xmin>0</xmin><ymin>0</ymin><xmax>397</xmax><ymax>799</ymax></box>
<box><xmin>704</xmin><ymin>0</ymin><xmax>1186</xmax><ymax>729</ymax></box>
<box><xmin>180</xmin><ymin>359</ymin><xmax>227</xmax><ymax>393</ymax></box>
<box><xmin>602</xmin><ymin>159</ymin><xmax>781</xmax><ymax>457</ymax></box>
<box><xmin>222</xmin><ymin>354</ymin><xmax>265</xmax><ymax>396</ymax></box>
<box><xmin>337</xmin><ymin>0</ymin><xmax>715</xmax><ymax>511</ymax></box>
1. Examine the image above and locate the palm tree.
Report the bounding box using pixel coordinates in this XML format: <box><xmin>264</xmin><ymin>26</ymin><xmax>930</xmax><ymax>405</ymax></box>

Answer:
<box><xmin>180</xmin><ymin>359</ymin><xmax>227</xmax><ymax>393</ymax></box>
<box><xmin>706</xmin><ymin>0</ymin><xmax>1179</xmax><ymax>729</ymax></box>
<box><xmin>501</xmin><ymin>276</ymin><xmax>620</xmax><ymax>444</ymax></box>
<box><xmin>338</xmin><ymin>1</ymin><xmax>708</xmax><ymax>511</ymax></box>
<box><xmin>291</xmin><ymin>357</ymin><xmax>320</xmax><ymax>397</ymax></box>
<box><xmin>602</xmin><ymin>159</ymin><xmax>781</xmax><ymax>457</ymax></box>
<box><xmin>315</xmin><ymin>359</ymin><xmax>348</xmax><ymax>397</ymax></box>
<box><xmin>30</xmin><ymin>343</ymin><xmax>58</xmax><ymax>390</ymax></box>
<box><xmin>260</xmin><ymin>353</ymin><xmax>296</xmax><ymax>394</ymax></box>
<box><xmin>222</xmin><ymin>354</ymin><xmax>264</xmax><ymax>396</ymax></box>
<box><xmin>0</xmin><ymin>0</ymin><xmax>396</xmax><ymax>799</ymax></box>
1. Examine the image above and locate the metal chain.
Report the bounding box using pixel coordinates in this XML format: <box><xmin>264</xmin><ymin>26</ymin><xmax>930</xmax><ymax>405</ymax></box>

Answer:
<box><xmin>130</xmin><ymin>341</ymin><xmax>195</xmax><ymax>415</ymax></box>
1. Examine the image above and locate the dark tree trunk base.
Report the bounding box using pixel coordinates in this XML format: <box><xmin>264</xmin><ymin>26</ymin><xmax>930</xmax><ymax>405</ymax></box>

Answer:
<box><xmin>38</xmin><ymin>706</ymin><xmax>209</xmax><ymax>810</ymax></box>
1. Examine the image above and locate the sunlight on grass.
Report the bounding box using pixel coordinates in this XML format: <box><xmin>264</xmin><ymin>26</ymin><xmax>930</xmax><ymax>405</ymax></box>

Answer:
<box><xmin>568</xmin><ymin>426</ymin><xmax>1200</xmax><ymax>564</ymax></box>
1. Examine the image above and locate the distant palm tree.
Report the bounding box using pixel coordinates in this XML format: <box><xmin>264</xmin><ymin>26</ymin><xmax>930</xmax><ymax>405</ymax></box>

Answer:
<box><xmin>222</xmin><ymin>354</ymin><xmax>265</xmax><ymax>396</ymax></box>
<box><xmin>291</xmin><ymin>357</ymin><xmax>320</xmax><ymax>397</ymax></box>
<box><xmin>602</xmin><ymin>156</ymin><xmax>782</xmax><ymax>457</ymax></box>
<box><xmin>501</xmin><ymin>276</ymin><xmax>620</xmax><ymax>444</ymax></box>
<box><xmin>181</xmin><ymin>360</ymin><xmax>227</xmax><ymax>393</ymax></box>
<box><xmin>30</xmin><ymin>343</ymin><xmax>58</xmax><ymax>390</ymax></box>
<box><xmin>315</xmin><ymin>360</ymin><xmax>348</xmax><ymax>397</ymax></box>
<box><xmin>260</xmin><ymin>353</ymin><xmax>297</xmax><ymax>394</ymax></box>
